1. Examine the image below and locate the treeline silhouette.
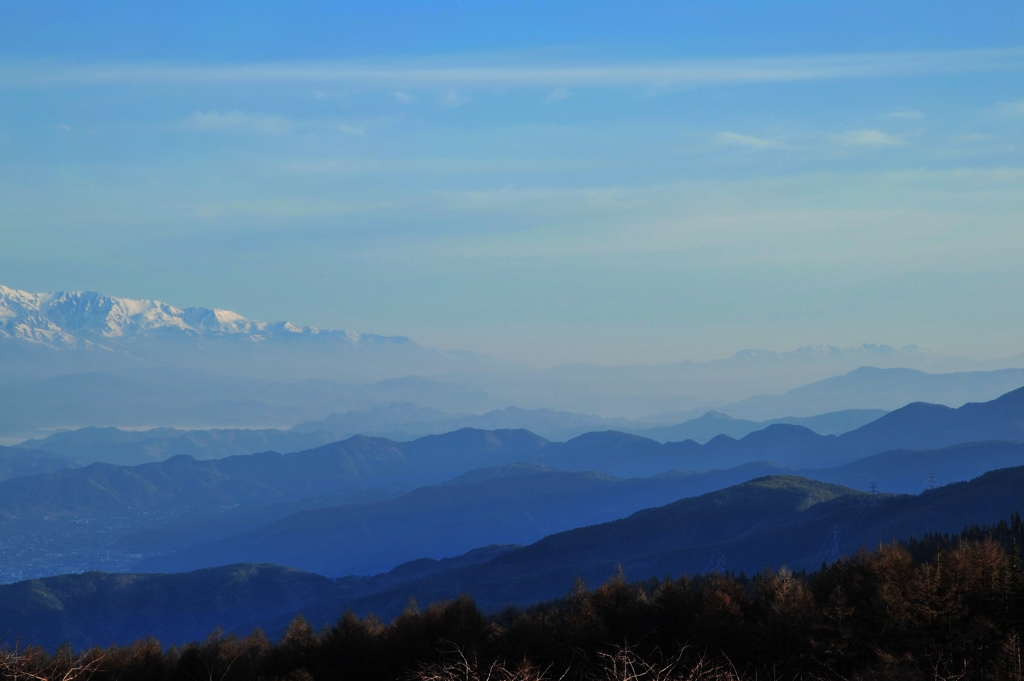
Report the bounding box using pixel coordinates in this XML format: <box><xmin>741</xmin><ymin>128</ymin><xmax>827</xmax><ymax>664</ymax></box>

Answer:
<box><xmin>3</xmin><ymin>514</ymin><xmax>1023</xmax><ymax>681</ymax></box>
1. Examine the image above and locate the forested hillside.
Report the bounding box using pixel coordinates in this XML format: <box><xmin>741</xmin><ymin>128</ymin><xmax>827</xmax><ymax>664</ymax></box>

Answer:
<box><xmin>3</xmin><ymin>517</ymin><xmax>1022</xmax><ymax>681</ymax></box>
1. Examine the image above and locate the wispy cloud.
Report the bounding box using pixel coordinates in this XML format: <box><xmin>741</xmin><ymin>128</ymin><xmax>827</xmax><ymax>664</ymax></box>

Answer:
<box><xmin>333</xmin><ymin>122</ymin><xmax>366</xmax><ymax>135</ymax></box>
<box><xmin>883</xmin><ymin>108</ymin><xmax>924</xmax><ymax>119</ymax></box>
<box><xmin>994</xmin><ymin>100</ymin><xmax>1024</xmax><ymax>117</ymax></box>
<box><xmin>441</xmin><ymin>91</ymin><xmax>471</xmax><ymax>106</ymax></box>
<box><xmin>190</xmin><ymin>197</ymin><xmax>367</xmax><ymax>220</ymax></box>
<box><xmin>835</xmin><ymin>129</ymin><xmax>905</xmax><ymax>148</ymax></box>
<box><xmin>393</xmin><ymin>91</ymin><xmax>415</xmax><ymax>103</ymax></box>
<box><xmin>544</xmin><ymin>87</ymin><xmax>572</xmax><ymax>102</ymax></box>
<box><xmin>3</xmin><ymin>48</ymin><xmax>1021</xmax><ymax>89</ymax></box>
<box><xmin>717</xmin><ymin>131</ymin><xmax>787</xmax><ymax>149</ymax></box>
<box><xmin>179</xmin><ymin>110</ymin><xmax>293</xmax><ymax>135</ymax></box>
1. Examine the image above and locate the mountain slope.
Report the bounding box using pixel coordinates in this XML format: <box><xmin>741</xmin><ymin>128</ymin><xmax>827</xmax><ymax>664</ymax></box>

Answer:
<box><xmin>131</xmin><ymin>461</ymin><xmax>790</xmax><ymax>576</ymax></box>
<box><xmin>0</xmin><ymin>545</ymin><xmax>519</xmax><ymax>651</ymax></box>
<box><xmin>840</xmin><ymin>384</ymin><xmax>1024</xmax><ymax>452</ymax></box>
<box><xmin>0</xmin><ymin>446</ymin><xmax>83</xmax><ymax>481</ymax></box>
<box><xmin>338</xmin><ymin>467</ymin><xmax>1024</xmax><ymax>618</ymax></box>
<box><xmin>684</xmin><ymin>384</ymin><xmax>1024</xmax><ymax>469</ymax></box>
<box><xmin>0</xmin><ymin>564</ymin><xmax>335</xmax><ymax>649</ymax></box>
<box><xmin>803</xmin><ymin>441</ymin><xmax>1024</xmax><ymax>494</ymax></box>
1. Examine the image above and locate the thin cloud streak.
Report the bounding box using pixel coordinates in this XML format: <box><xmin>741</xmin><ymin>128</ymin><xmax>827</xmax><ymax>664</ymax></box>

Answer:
<box><xmin>718</xmin><ymin>131</ymin><xmax>787</xmax><ymax>149</ymax></box>
<box><xmin>2</xmin><ymin>48</ymin><xmax>1021</xmax><ymax>89</ymax></box>
<box><xmin>883</xmin><ymin>108</ymin><xmax>924</xmax><ymax>119</ymax></box>
<box><xmin>179</xmin><ymin>110</ymin><xmax>294</xmax><ymax>134</ymax></box>
<box><xmin>836</xmin><ymin>129</ymin><xmax>906</xmax><ymax>147</ymax></box>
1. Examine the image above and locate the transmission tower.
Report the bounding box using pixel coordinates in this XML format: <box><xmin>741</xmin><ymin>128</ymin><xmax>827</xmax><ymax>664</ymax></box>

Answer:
<box><xmin>926</xmin><ymin>472</ymin><xmax>937</xmax><ymax>490</ymax></box>
<box><xmin>869</xmin><ymin>481</ymin><xmax>878</xmax><ymax>496</ymax></box>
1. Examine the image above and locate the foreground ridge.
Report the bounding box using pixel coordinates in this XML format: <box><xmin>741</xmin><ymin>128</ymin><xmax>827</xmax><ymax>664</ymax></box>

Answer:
<box><xmin>2</xmin><ymin>518</ymin><xmax>1022</xmax><ymax>681</ymax></box>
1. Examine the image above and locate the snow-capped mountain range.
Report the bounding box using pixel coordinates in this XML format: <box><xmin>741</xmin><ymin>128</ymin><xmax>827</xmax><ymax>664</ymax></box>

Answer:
<box><xmin>0</xmin><ymin>283</ymin><xmax>1021</xmax><ymax>438</ymax></box>
<box><xmin>0</xmin><ymin>285</ymin><xmax>407</xmax><ymax>349</ymax></box>
<box><xmin>727</xmin><ymin>343</ymin><xmax>934</xmax><ymax>363</ymax></box>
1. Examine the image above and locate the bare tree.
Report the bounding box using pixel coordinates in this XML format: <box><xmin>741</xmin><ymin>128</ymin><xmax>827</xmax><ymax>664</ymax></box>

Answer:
<box><xmin>0</xmin><ymin>645</ymin><xmax>103</xmax><ymax>681</ymax></box>
<box><xmin>411</xmin><ymin>644</ymin><xmax>743</xmax><ymax>681</ymax></box>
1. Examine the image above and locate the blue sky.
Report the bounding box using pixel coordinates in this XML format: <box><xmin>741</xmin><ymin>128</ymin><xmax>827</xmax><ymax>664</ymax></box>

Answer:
<box><xmin>1</xmin><ymin>2</ymin><xmax>1022</xmax><ymax>366</ymax></box>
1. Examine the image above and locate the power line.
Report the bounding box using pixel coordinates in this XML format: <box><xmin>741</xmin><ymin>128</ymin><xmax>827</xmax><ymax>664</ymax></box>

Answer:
<box><xmin>701</xmin><ymin>553</ymin><xmax>726</xmax><ymax>575</ymax></box>
<box><xmin>826</xmin><ymin>524</ymin><xmax>841</xmax><ymax>564</ymax></box>
<box><xmin>813</xmin><ymin>494</ymin><xmax>875</xmax><ymax>568</ymax></box>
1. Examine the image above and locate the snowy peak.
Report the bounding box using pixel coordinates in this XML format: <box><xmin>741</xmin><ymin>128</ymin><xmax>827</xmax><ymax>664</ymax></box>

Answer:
<box><xmin>731</xmin><ymin>343</ymin><xmax>933</xmax><ymax>362</ymax></box>
<box><xmin>0</xmin><ymin>285</ymin><xmax>407</xmax><ymax>347</ymax></box>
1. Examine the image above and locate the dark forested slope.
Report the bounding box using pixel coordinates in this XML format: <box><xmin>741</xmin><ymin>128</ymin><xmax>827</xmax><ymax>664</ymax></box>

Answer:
<box><xmin>2</xmin><ymin>467</ymin><xmax>1024</xmax><ymax>651</ymax></box>
<box><xmin>337</xmin><ymin>466</ymin><xmax>1024</xmax><ymax>618</ymax></box>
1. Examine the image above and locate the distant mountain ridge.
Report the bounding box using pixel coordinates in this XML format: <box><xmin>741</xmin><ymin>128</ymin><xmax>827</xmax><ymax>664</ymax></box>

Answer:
<box><xmin>5</xmin><ymin>385</ymin><xmax>1024</xmax><ymax>522</ymax></box>
<box><xmin>628</xmin><ymin>408</ymin><xmax>888</xmax><ymax>443</ymax></box>
<box><xmin>722</xmin><ymin>366</ymin><xmax>1024</xmax><ymax>419</ymax></box>
<box><xmin>10</xmin><ymin>405</ymin><xmax>882</xmax><ymax>468</ymax></box>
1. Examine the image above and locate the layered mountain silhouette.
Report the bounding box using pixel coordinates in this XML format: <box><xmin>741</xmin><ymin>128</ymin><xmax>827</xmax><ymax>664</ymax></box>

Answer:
<box><xmin>17</xmin><ymin>373</ymin><xmax>1010</xmax><ymax>470</ymax></box>
<box><xmin>1</xmin><ymin>384</ymin><xmax>1021</xmax><ymax>522</ymax></box>
<box><xmin>664</xmin><ymin>383</ymin><xmax>1024</xmax><ymax>469</ymax></box>
<box><xmin>3</xmin><ymin>466</ymin><xmax>1023</xmax><ymax>650</ymax></box>
<box><xmin>12</xmin><ymin>406</ymin><xmax>884</xmax><ymax>467</ymax></box>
